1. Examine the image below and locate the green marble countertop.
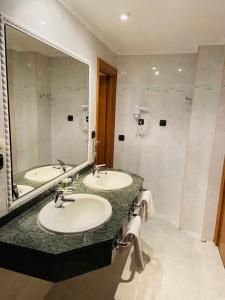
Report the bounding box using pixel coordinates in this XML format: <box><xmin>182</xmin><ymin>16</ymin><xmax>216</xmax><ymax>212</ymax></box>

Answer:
<box><xmin>0</xmin><ymin>169</ymin><xmax>143</xmax><ymax>255</ymax></box>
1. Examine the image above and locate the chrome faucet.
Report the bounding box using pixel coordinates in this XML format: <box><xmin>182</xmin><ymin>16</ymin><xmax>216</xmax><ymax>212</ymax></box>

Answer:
<box><xmin>57</xmin><ymin>159</ymin><xmax>66</xmax><ymax>172</ymax></box>
<box><xmin>92</xmin><ymin>164</ymin><xmax>107</xmax><ymax>177</ymax></box>
<box><xmin>12</xmin><ymin>184</ymin><xmax>19</xmax><ymax>199</ymax></box>
<box><xmin>54</xmin><ymin>190</ymin><xmax>75</xmax><ymax>208</ymax></box>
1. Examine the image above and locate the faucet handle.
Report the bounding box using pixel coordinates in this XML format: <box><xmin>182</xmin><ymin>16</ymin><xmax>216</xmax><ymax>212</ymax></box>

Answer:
<box><xmin>56</xmin><ymin>187</ymin><xmax>75</xmax><ymax>194</ymax></box>
<box><xmin>57</xmin><ymin>159</ymin><xmax>65</xmax><ymax>165</ymax></box>
<box><xmin>54</xmin><ymin>190</ymin><xmax>64</xmax><ymax>203</ymax></box>
<box><xmin>55</xmin><ymin>190</ymin><xmax>64</xmax><ymax>196</ymax></box>
<box><xmin>95</xmin><ymin>164</ymin><xmax>106</xmax><ymax>169</ymax></box>
<box><xmin>93</xmin><ymin>164</ymin><xmax>106</xmax><ymax>176</ymax></box>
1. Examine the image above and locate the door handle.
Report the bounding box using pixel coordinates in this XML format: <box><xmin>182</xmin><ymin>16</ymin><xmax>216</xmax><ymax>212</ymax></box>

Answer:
<box><xmin>94</xmin><ymin>140</ymin><xmax>101</xmax><ymax>150</ymax></box>
<box><xmin>92</xmin><ymin>140</ymin><xmax>101</xmax><ymax>151</ymax></box>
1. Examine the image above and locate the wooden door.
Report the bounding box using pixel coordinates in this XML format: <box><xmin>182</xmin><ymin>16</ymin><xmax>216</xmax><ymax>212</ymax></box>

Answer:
<box><xmin>214</xmin><ymin>156</ymin><xmax>225</xmax><ymax>266</ymax></box>
<box><xmin>96</xmin><ymin>58</ymin><xmax>117</xmax><ymax>167</ymax></box>
<box><xmin>97</xmin><ymin>75</ymin><xmax>107</xmax><ymax>164</ymax></box>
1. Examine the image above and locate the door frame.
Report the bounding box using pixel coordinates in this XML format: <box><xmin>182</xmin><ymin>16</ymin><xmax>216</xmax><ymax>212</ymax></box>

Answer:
<box><xmin>96</xmin><ymin>58</ymin><xmax>117</xmax><ymax>167</ymax></box>
<box><xmin>214</xmin><ymin>156</ymin><xmax>225</xmax><ymax>245</ymax></box>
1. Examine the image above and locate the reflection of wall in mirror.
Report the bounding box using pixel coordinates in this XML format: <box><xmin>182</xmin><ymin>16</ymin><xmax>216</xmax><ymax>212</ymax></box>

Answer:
<box><xmin>7</xmin><ymin>50</ymin><xmax>89</xmax><ymax>174</ymax></box>
<box><xmin>7</xmin><ymin>50</ymin><xmax>52</xmax><ymax>174</ymax></box>
<box><xmin>49</xmin><ymin>56</ymin><xmax>89</xmax><ymax>165</ymax></box>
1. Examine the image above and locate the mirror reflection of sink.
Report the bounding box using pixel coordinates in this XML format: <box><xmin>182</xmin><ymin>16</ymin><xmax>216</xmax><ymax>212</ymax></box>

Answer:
<box><xmin>83</xmin><ymin>171</ymin><xmax>133</xmax><ymax>190</ymax></box>
<box><xmin>24</xmin><ymin>165</ymin><xmax>73</xmax><ymax>183</ymax></box>
<box><xmin>38</xmin><ymin>194</ymin><xmax>112</xmax><ymax>234</ymax></box>
<box><xmin>17</xmin><ymin>185</ymin><xmax>34</xmax><ymax>197</ymax></box>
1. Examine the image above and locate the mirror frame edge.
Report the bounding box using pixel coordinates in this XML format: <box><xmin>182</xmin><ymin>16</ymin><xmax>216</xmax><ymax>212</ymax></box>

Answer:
<box><xmin>0</xmin><ymin>12</ymin><xmax>93</xmax><ymax>212</ymax></box>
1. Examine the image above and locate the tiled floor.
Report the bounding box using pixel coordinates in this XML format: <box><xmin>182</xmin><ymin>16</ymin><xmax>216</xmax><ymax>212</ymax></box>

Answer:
<box><xmin>1</xmin><ymin>215</ymin><xmax>225</xmax><ymax>299</ymax></box>
<box><xmin>44</xmin><ymin>215</ymin><xmax>225</xmax><ymax>300</ymax></box>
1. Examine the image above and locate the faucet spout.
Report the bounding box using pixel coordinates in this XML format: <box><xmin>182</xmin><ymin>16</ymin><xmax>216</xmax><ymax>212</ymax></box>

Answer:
<box><xmin>92</xmin><ymin>164</ymin><xmax>107</xmax><ymax>176</ymax></box>
<box><xmin>57</xmin><ymin>159</ymin><xmax>66</xmax><ymax>172</ymax></box>
<box><xmin>12</xmin><ymin>184</ymin><xmax>19</xmax><ymax>199</ymax></box>
<box><xmin>54</xmin><ymin>190</ymin><xmax>75</xmax><ymax>208</ymax></box>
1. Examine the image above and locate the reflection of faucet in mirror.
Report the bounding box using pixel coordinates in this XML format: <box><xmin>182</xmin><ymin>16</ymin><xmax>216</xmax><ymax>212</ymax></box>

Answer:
<box><xmin>12</xmin><ymin>184</ymin><xmax>19</xmax><ymax>199</ymax></box>
<box><xmin>93</xmin><ymin>164</ymin><xmax>107</xmax><ymax>178</ymax></box>
<box><xmin>54</xmin><ymin>190</ymin><xmax>75</xmax><ymax>208</ymax></box>
<box><xmin>56</xmin><ymin>159</ymin><xmax>66</xmax><ymax>172</ymax></box>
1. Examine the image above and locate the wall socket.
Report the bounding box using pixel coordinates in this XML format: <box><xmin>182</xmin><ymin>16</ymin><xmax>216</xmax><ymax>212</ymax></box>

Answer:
<box><xmin>67</xmin><ymin>115</ymin><xmax>74</xmax><ymax>121</ymax></box>
<box><xmin>118</xmin><ymin>135</ymin><xmax>125</xmax><ymax>141</ymax></box>
<box><xmin>160</xmin><ymin>120</ymin><xmax>167</xmax><ymax>126</ymax></box>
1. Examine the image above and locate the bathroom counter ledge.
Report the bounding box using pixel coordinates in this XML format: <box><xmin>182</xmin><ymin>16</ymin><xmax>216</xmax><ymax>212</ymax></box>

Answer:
<box><xmin>0</xmin><ymin>168</ymin><xmax>143</xmax><ymax>282</ymax></box>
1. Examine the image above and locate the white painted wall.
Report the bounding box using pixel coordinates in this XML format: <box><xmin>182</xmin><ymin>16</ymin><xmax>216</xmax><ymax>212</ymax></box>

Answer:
<box><xmin>180</xmin><ymin>46</ymin><xmax>225</xmax><ymax>235</ymax></box>
<box><xmin>114</xmin><ymin>54</ymin><xmax>197</xmax><ymax>226</ymax></box>
<box><xmin>0</xmin><ymin>0</ymin><xmax>116</xmax><ymax>215</ymax></box>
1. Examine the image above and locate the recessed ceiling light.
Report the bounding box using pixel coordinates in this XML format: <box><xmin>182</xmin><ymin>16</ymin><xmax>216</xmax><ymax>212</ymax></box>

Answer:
<box><xmin>155</xmin><ymin>71</ymin><xmax>160</xmax><ymax>76</ymax></box>
<box><xmin>119</xmin><ymin>13</ymin><xmax>130</xmax><ymax>21</ymax></box>
<box><xmin>152</xmin><ymin>66</ymin><xmax>157</xmax><ymax>70</ymax></box>
<box><xmin>40</xmin><ymin>21</ymin><xmax>47</xmax><ymax>25</ymax></box>
<box><xmin>178</xmin><ymin>68</ymin><xmax>183</xmax><ymax>72</ymax></box>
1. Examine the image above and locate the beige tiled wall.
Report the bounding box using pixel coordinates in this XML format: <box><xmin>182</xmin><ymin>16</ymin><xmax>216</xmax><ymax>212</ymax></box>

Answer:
<box><xmin>180</xmin><ymin>46</ymin><xmax>225</xmax><ymax>235</ymax></box>
<box><xmin>203</xmin><ymin>55</ymin><xmax>225</xmax><ymax>241</ymax></box>
<box><xmin>49</xmin><ymin>56</ymin><xmax>89</xmax><ymax>165</ymax></box>
<box><xmin>114</xmin><ymin>54</ymin><xmax>197</xmax><ymax>226</ymax></box>
<box><xmin>8</xmin><ymin>50</ymin><xmax>50</xmax><ymax>173</ymax></box>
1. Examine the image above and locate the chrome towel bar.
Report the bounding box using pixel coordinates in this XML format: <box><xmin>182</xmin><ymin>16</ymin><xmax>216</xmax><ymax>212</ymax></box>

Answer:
<box><xmin>116</xmin><ymin>234</ymin><xmax>134</xmax><ymax>249</ymax></box>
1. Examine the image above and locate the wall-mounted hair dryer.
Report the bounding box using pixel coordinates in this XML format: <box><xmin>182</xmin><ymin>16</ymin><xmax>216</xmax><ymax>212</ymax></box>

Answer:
<box><xmin>133</xmin><ymin>104</ymin><xmax>149</xmax><ymax>137</ymax></box>
<box><xmin>133</xmin><ymin>104</ymin><xmax>149</xmax><ymax>119</ymax></box>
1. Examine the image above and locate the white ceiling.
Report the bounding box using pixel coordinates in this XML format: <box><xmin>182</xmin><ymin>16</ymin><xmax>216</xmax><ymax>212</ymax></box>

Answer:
<box><xmin>59</xmin><ymin>0</ymin><xmax>225</xmax><ymax>55</ymax></box>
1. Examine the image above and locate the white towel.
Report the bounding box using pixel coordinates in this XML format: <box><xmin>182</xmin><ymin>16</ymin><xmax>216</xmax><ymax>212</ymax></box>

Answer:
<box><xmin>125</xmin><ymin>216</ymin><xmax>145</xmax><ymax>270</ymax></box>
<box><xmin>138</xmin><ymin>190</ymin><xmax>155</xmax><ymax>221</ymax></box>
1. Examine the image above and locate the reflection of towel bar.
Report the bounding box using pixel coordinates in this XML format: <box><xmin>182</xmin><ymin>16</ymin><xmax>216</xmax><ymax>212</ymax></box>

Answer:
<box><xmin>116</xmin><ymin>234</ymin><xmax>134</xmax><ymax>248</ymax></box>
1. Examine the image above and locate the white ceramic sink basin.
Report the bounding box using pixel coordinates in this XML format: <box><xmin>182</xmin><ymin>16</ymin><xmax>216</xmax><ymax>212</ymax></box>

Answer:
<box><xmin>25</xmin><ymin>165</ymin><xmax>72</xmax><ymax>183</ymax></box>
<box><xmin>83</xmin><ymin>171</ymin><xmax>133</xmax><ymax>190</ymax></box>
<box><xmin>17</xmin><ymin>184</ymin><xmax>34</xmax><ymax>197</ymax></box>
<box><xmin>38</xmin><ymin>194</ymin><xmax>112</xmax><ymax>234</ymax></box>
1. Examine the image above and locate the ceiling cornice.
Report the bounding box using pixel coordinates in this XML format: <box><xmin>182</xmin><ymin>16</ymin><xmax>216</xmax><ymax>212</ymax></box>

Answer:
<box><xmin>116</xmin><ymin>49</ymin><xmax>198</xmax><ymax>56</ymax></box>
<box><xmin>58</xmin><ymin>0</ymin><xmax>117</xmax><ymax>54</ymax></box>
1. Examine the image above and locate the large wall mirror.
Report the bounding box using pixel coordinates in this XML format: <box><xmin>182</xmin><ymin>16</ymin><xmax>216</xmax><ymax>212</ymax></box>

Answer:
<box><xmin>4</xmin><ymin>24</ymin><xmax>90</xmax><ymax>202</ymax></box>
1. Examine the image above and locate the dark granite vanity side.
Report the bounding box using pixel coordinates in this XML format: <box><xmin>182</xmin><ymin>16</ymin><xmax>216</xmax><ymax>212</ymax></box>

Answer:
<box><xmin>0</xmin><ymin>168</ymin><xmax>143</xmax><ymax>282</ymax></box>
